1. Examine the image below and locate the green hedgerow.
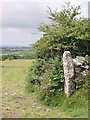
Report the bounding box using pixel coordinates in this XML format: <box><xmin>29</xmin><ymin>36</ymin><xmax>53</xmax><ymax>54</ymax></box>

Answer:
<box><xmin>26</xmin><ymin>2</ymin><xmax>89</xmax><ymax>106</ymax></box>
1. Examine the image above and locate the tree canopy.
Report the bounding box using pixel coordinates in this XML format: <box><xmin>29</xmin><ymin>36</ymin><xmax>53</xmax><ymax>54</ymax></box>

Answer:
<box><xmin>27</xmin><ymin>3</ymin><xmax>89</xmax><ymax>106</ymax></box>
<box><xmin>34</xmin><ymin>2</ymin><xmax>89</xmax><ymax>59</ymax></box>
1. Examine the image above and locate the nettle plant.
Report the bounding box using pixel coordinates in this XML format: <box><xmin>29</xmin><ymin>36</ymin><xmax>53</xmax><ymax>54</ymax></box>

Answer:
<box><xmin>27</xmin><ymin>2</ymin><xmax>89</xmax><ymax>105</ymax></box>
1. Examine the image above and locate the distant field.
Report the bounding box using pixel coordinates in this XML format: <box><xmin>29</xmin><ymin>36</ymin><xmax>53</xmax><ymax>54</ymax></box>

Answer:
<box><xmin>1</xmin><ymin>47</ymin><xmax>34</xmax><ymax>55</ymax></box>
<box><xmin>0</xmin><ymin>47</ymin><xmax>35</xmax><ymax>60</ymax></box>
<box><xmin>2</xmin><ymin>59</ymin><xmax>69</xmax><ymax>118</ymax></box>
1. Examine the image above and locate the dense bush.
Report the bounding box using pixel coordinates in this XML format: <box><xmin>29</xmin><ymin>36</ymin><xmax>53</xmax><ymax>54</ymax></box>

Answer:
<box><xmin>26</xmin><ymin>56</ymin><xmax>64</xmax><ymax>103</ymax></box>
<box><xmin>1</xmin><ymin>55</ymin><xmax>8</xmax><ymax>61</ymax></box>
<box><xmin>34</xmin><ymin>3</ymin><xmax>89</xmax><ymax>59</ymax></box>
<box><xmin>26</xmin><ymin>2</ymin><xmax>89</xmax><ymax>106</ymax></box>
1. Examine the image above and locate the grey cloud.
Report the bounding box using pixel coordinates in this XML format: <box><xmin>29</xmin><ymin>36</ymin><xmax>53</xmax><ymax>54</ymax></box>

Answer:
<box><xmin>3</xmin><ymin>1</ymin><xmax>88</xmax><ymax>30</ymax></box>
<box><xmin>1</xmin><ymin>0</ymin><xmax>89</xmax><ymax>47</ymax></box>
<box><xmin>2</xmin><ymin>2</ymin><xmax>50</xmax><ymax>29</ymax></box>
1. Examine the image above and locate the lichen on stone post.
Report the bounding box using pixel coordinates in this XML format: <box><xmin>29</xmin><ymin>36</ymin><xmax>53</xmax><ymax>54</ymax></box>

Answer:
<box><xmin>63</xmin><ymin>51</ymin><xmax>75</xmax><ymax>97</ymax></box>
<box><xmin>73</xmin><ymin>55</ymin><xmax>89</xmax><ymax>77</ymax></box>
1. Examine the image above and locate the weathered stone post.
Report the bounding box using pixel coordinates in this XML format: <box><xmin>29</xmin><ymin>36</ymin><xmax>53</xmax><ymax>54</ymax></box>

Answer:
<box><xmin>63</xmin><ymin>51</ymin><xmax>75</xmax><ymax>97</ymax></box>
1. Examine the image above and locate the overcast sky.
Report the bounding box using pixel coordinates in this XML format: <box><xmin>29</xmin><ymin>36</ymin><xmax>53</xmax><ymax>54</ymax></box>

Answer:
<box><xmin>0</xmin><ymin>0</ymin><xmax>90</xmax><ymax>47</ymax></box>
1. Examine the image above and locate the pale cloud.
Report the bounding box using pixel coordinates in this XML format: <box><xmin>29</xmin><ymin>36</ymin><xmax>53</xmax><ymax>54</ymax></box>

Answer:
<box><xmin>6</xmin><ymin>28</ymin><xmax>21</xmax><ymax>32</ymax></box>
<box><xmin>1</xmin><ymin>0</ymin><xmax>89</xmax><ymax>47</ymax></box>
<box><xmin>2</xmin><ymin>2</ymin><xmax>49</xmax><ymax>29</ymax></box>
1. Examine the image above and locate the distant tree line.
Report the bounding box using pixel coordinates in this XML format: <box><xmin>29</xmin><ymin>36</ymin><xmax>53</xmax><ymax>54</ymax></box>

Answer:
<box><xmin>1</xmin><ymin>53</ymin><xmax>35</xmax><ymax>61</ymax></box>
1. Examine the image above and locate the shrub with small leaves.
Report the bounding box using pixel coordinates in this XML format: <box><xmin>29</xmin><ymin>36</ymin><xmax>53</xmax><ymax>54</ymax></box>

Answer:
<box><xmin>26</xmin><ymin>2</ymin><xmax>89</xmax><ymax>105</ymax></box>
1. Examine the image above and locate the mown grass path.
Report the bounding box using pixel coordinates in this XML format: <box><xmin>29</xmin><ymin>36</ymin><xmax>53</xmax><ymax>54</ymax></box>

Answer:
<box><xmin>2</xmin><ymin>59</ymin><xmax>69</xmax><ymax>118</ymax></box>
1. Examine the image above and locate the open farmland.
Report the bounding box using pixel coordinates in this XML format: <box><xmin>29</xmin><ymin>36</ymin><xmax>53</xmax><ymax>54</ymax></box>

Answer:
<box><xmin>2</xmin><ymin>59</ymin><xmax>69</xmax><ymax>118</ymax></box>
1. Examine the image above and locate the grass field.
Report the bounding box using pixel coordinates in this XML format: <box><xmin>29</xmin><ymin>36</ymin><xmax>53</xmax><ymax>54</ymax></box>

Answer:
<box><xmin>2</xmin><ymin>59</ymin><xmax>70</xmax><ymax>118</ymax></box>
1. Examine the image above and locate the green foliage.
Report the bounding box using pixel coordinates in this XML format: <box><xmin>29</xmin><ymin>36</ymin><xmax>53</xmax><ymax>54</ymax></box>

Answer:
<box><xmin>26</xmin><ymin>56</ymin><xmax>64</xmax><ymax>96</ymax></box>
<box><xmin>88</xmin><ymin>56</ymin><xmax>90</xmax><ymax>66</ymax></box>
<box><xmin>0</xmin><ymin>53</ymin><xmax>35</xmax><ymax>61</ymax></box>
<box><xmin>59</xmin><ymin>74</ymin><xmax>88</xmax><ymax>118</ymax></box>
<box><xmin>34</xmin><ymin>2</ymin><xmax>89</xmax><ymax>59</ymax></box>
<box><xmin>27</xmin><ymin>2</ymin><xmax>89</xmax><ymax>110</ymax></box>
<box><xmin>39</xmin><ymin>57</ymin><xmax>64</xmax><ymax>101</ymax></box>
<box><xmin>1</xmin><ymin>55</ymin><xmax>8</xmax><ymax>61</ymax></box>
<box><xmin>26</xmin><ymin>59</ymin><xmax>45</xmax><ymax>92</ymax></box>
<box><xmin>40</xmin><ymin>74</ymin><xmax>88</xmax><ymax>118</ymax></box>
